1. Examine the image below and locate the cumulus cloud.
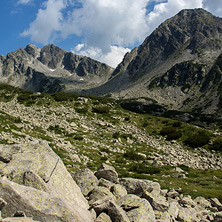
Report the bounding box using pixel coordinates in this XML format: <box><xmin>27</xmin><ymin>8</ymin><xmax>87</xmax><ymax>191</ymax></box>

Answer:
<box><xmin>73</xmin><ymin>44</ymin><xmax>131</xmax><ymax>67</ymax></box>
<box><xmin>146</xmin><ymin>0</ymin><xmax>203</xmax><ymax>33</ymax></box>
<box><xmin>21</xmin><ymin>0</ymin><xmax>66</xmax><ymax>44</ymax></box>
<box><xmin>62</xmin><ymin>0</ymin><xmax>149</xmax><ymax>53</ymax></box>
<box><xmin>21</xmin><ymin>0</ymin><xmax>222</xmax><ymax>67</ymax></box>
<box><xmin>203</xmin><ymin>0</ymin><xmax>222</xmax><ymax>17</ymax></box>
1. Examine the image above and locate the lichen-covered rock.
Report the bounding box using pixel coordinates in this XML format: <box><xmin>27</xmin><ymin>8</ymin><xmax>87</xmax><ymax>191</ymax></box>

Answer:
<box><xmin>166</xmin><ymin>189</ymin><xmax>180</xmax><ymax>199</ymax></box>
<box><xmin>93</xmin><ymin>198</ymin><xmax>130</xmax><ymax>222</ymax></box>
<box><xmin>209</xmin><ymin>198</ymin><xmax>222</xmax><ymax>208</ymax></box>
<box><xmin>88</xmin><ymin>186</ymin><xmax>116</xmax><ymax>205</ymax></box>
<box><xmin>0</xmin><ymin>198</ymin><xmax>7</xmax><ymax>211</ymax></box>
<box><xmin>0</xmin><ymin>141</ymin><xmax>91</xmax><ymax>222</ymax></box>
<box><xmin>95</xmin><ymin>213</ymin><xmax>112</xmax><ymax>222</ymax></box>
<box><xmin>155</xmin><ymin>211</ymin><xmax>171</xmax><ymax>222</ymax></box>
<box><xmin>95</xmin><ymin>163</ymin><xmax>119</xmax><ymax>183</ymax></box>
<box><xmin>110</xmin><ymin>184</ymin><xmax>127</xmax><ymax>199</ymax></box>
<box><xmin>89</xmin><ymin>208</ymin><xmax>97</xmax><ymax>221</ymax></box>
<box><xmin>168</xmin><ymin>201</ymin><xmax>179</xmax><ymax>218</ymax></box>
<box><xmin>179</xmin><ymin>195</ymin><xmax>197</xmax><ymax>208</ymax></box>
<box><xmin>98</xmin><ymin>178</ymin><xmax>114</xmax><ymax>189</ymax></box>
<box><xmin>119</xmin><ymin>178</ymin><xmax>148</xmax><ymax>197</ymax></box>
<box><xmin>214</xmin><ymin>212</ymin><xmax>222</xmax><ymax>222</ymax></box>
<box><xmin>177</xmin><ymin>207</ymin><xmax>197</xmax><ymax>222</ymax></box>
<box><xmin>194</xmin><ymin>197</ymin><xmax>211</xmax><ymax>209</ymax></box>
<box><xmin>72</xmin><ymin>168</ymin><xmax>99</xmax><ymax>196</ymax></box>
<box><xmin>117</xmin><ymin>194</ymin><xmax>156</xmax><ymax>222</ymax></box>
<box><xmin>143</xmin><ymin>191</ymin><xmax>169</xmax><ymax>212</ymax></box>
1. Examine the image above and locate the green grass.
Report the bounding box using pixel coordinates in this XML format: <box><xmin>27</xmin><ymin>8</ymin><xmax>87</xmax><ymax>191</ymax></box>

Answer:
<box><xmin>0</xmin><ymin>84</ymin><xmax>221</xmax><ymax>201</ymax></box>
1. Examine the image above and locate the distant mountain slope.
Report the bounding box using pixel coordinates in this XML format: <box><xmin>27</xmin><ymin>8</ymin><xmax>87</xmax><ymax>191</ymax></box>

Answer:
<box><xmin>88</xmin><ymin>9</ymin><xmax>222</xmax><ymax>115</ymax></box>
<box><xmin>1</xmin><ymin>9</ymin><xmax>222</xmax><ymax>115</ymax></box>
<box><xmin>0</xmin><ymin>44</ymin><xmax>113</xmax><ymax>93</ymax></box>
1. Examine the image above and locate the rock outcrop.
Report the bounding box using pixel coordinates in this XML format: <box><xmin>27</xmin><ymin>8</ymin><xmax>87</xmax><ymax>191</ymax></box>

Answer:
<box><xmin>72</xmin><ymin>164</ymin><xmax>222</xmax><ymax>222</ymax></box>
<box><xmin>86</xmin><ymin>9</ymin><xmax>222</xmax><ymax>116</ymax></box>
<box><xmin>0</xmin><ymin>44</ymin><xmax>113</xmax><ymax>93</ymax></box>
<box><xmin>0</xmin><ymin>141</ymin><xmax>92</xmax><ymax>222</ymax></box>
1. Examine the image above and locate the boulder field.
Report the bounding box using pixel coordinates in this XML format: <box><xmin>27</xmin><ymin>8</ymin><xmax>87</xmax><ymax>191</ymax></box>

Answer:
<box><xmin>0</xmin><ymin>141</ymin><xmax>222</xmax><ymax>222</ymax></box>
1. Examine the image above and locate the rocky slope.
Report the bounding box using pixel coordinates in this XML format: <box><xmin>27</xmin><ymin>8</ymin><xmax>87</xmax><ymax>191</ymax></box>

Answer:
<box><xmin>0</xmin><ymin>44</ymin><xmax>113</xmax><ymax>93</ymax></box>
<box><xmin>0</xmin><ymin>141</ymin><xmax>91</xmax><ymax>222</ymax></box>
<box><xmin>0</xmin><ymin>85</ymin><xmax>222</xmax><ymax>221</ymax></box>
<box><xmin>87</xmin><ymin>9</ymin><xmax>222</xmax><ymax>116</ymax></box>
<box><xmin>1</xmin><ymin>154</ymin><xmax>222</xmax><ymax>221</ymax></box>
<box><xmin>1</xmin><ymin>9</ymin><xmax>222</xmax><ymax>116</ymax></box>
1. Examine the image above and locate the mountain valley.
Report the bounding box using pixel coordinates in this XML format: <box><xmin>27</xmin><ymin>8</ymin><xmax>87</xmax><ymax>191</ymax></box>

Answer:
<box><xmin>1</xmin><ymin>8</ymin><xmax>222</xmax><ymax>222</ymax></box>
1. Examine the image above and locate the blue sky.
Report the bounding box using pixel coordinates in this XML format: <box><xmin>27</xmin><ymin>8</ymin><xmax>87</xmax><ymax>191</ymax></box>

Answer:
<box><xmin>1</xmin><ymin>0</ymin><xmax>222</xmax><ymax>67</ymax></box>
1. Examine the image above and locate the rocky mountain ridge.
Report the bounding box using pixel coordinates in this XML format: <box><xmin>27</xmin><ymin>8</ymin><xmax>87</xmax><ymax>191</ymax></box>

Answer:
<box><xmin>1</xmin><ymin>146</ymin><xmax>222</xmax><ymax>221</ymax></box>
<box><xmin>0</xmin><ymin>44</ymin><xmax>113</xmax><ymax>93</ymax></box>
<box><xmin>0</xmin><ymin>84</ymin><xmax>222</xmax><ymax>221</ymax></box>
<box><xmin>1</xmin><ymin>9</ymin><xmax>222</xmax><ymax>116</ymax></box>
<box><xmin>86</xmin><ymin>9</ymin><xmax>222</xmax><ymax>116</ymax></box>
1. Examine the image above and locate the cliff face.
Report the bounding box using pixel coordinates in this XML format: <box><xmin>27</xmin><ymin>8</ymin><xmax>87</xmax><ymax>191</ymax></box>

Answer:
<box><xmin>88</xmin><ymin>9</ymin><xmax>222</xmax><ymax>115</ymax></box>
<box><xmin>0</xmin><ymin>44</ymin><xmax>114</xmax><ymax>93</ymax></box>
<box><xmin>1</xmin><ymin>9</ymin><xmax>222</xmax><ymax>115</ymax></box>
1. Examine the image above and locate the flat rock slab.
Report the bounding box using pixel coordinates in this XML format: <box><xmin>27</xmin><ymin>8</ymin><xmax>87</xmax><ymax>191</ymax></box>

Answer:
<box><xmin>0</xmin><ymin>141</ymin><xmax>92</xmax><ymax>222</ymax></box>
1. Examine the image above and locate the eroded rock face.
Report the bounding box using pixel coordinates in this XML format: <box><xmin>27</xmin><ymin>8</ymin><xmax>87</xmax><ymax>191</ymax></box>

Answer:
<box><xmin>0</xmin><ymin>141</ymin><xmax>92</xmax><ymax>222</ymax></box>
<box><xmin>95</xmin><ymin>163</ymin><xmax>119</xmax><ymax>183</ymax></box>
<box><xmin>72</xmin><ymin>168</ymin><xmax>99</xmax><ymax>196</ymax></box>
<box><xmin>117</xmin><ymin>194</ymin><xmax>156</xmax><ymax>222</ymax></box>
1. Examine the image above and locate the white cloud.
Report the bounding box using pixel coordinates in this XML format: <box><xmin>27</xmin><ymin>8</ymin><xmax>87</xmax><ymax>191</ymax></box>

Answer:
<box><xmin>73</xmin><ymin>44</ymin><xmax>131</xmax><ymax>68</ymax></box>
<box><xmin>62</xmin><ymin>0</ymin><xmax>150</xmax><ymax>53</ymax></box>
<box><xmin>203</xmin><ymin>0</ymin><xmax>222</xmax><ymax>17</ymax></box>
<box><xmin>21</xmin><ymin>0</ymin><xmax>67</xmax><ymax>44</ymax></box>
<box><xmin>17</xmin><ymin>0</ymin><xmax>32</xmax><ymax>4</ymax></box>
<box><xmin>21</xmin><ymin>0</ymin><xmax>222</xmax><ymax>67</ymax></box>
<box><xmin>146</xmin><ymin>0</ymin><xmax>203</xmax><ymax>34</ymax></box>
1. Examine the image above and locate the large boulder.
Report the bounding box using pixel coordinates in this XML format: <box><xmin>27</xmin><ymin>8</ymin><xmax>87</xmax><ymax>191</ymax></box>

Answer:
<box><xmin>194</xmin><ymin>197</ymin><xmax>211</xmax><ymax>209</ymax></box>
<box><xmin>177</xmin><ymin>207</ymin><xmax>197</xmax><ymax>222</ymax></box>
<box><xmin>143</xmin><ymin>191</ymin><xmax>169</xmax><ymax>212</ymax></box>
<box><xmin>168</xmin><ymin>201</ymin><xmax>179</xmax><ymax>218</ymax></box>
<box><xmin>72</xmin><ymin>168</ymin><xmax>99</xmax><ymax>196</ymax></box>
<box><xmin>179</xmin><ymin>195</ymin><xmax>197</xmax><ymax>208</ymax></box>
<box><xmin>214</xmin><ymin>212</ymin><xmax>222</xmax><ymax>222</ymax></box>
<box><xmin>88</xmin><ymin>186</ymin><xmax>116</xmax><ymax>205</ymax></box>
<box><xmin>119</xmin><ymin>178</ymin><xmax>160</xmax><ymax>197</ymax></box>
<box><xmin>0</xmin><ymin>141</ymin><xmax>92</xmax><ymax>222</ymax></box>
<box><xmin>93</xmin><ymin>198</ymin><xmax>130</xmax><ymax>222</ymax></box>
<box><xmin>95</xmin><ymin>163</ymin><xmax>119</xmax><ymax>183</ymax></box>
<box><xmin>95</xmin><ymin>213</ymin><xmax>112</xmax><ymax>222</ymax></box>
<box><xmin>209</xmin><ymin>198</ymin><xmax>222</xmax><ymax>208</ymax></box>
<box><xmin>110</xmin><ymin>184</ymin><xmax>127</xmax><ymax>199</ymax></box>
<box><xmin>117</xmin><ymin>194</ymin><xmax>156</xmax><ymax>222</ymax></box>
<box><xmin>119</xmin><ymin>178</ymin><xmax>149</xmax><ymax>197</ymax></box>
<box><xmin>2</xmin><ymin>218</ymin><xmax>39</xmax><ymax>222</ymax></box>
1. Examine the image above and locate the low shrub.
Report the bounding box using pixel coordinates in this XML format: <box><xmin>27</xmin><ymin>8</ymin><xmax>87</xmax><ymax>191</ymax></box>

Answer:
<box><xmin>92</xmin><ymin>106</ymin><xmax>110</xmax><ymax>114</ymax></box>
<box><xmin>124</xmin><ymin>117</ymin><xmax>130</xmax><ymax>121</ymax></box>
<box><xmin>51</xmin><ymin>92</ymin><xmax>78</xmax><ymax>102</ymax></box>
<box><xmin>160</xmin><ymin>126</ymin><xmax>182</xmax><ymax>140</ymax></box>
<box><xmin>112</xmin><ymin>132</ymin><xmax>120</xmax><ymax>139</ymax></box>
<box><xmin>112</xmin><ymin>132</ymin><xmax>133</xmax><ymax>140</ymax></box>
<box><xmin>73</xmin><ymin>135</ymin><xmax>84</xmax><ymax>140</ymax></box>
<box><xmin>123</xmin><ymin>150</ymin><xmax>146</xmax><ymax>161</ymax></box>
<box><xmin>210</xmin><ymin>137</ymin><xmax>222</xmax><ymax>151</ymax></box>
<box><xmin>184</xmin><ymin>130</ymin><xmax>211</xmax><ymax>147</ymax></box>
<box><xmin>143</xmin><ymin>121</ymin><xmax>149</xmax><ymax>127</ymax></box>
<box><xmin>130</xmin><ymin>163</ymin><xmax>161</xmax><ymax>174</ymax></box>
<box><xmin>48</xmin><ymin>125</ymin><xmax>64</xmax><ymax>134</ymax></box>
<box><xmin>17</xmin><ymin>91</ymin><xmax>34</xmax><ymax>103</ymax></box>
<box><xmin>75</xmin><ymin>107</ymin><xmax>88</xmax><ymax>114</ymax></box>
<box><xmin>173</xmin><ymin>121</ymin><xmax>182</xmax><ymax>127</ymax></box>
